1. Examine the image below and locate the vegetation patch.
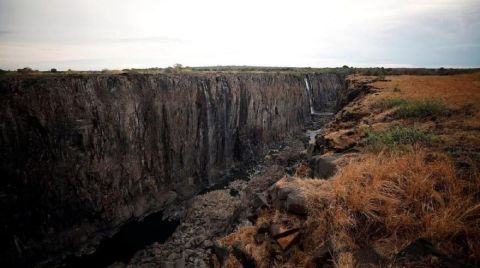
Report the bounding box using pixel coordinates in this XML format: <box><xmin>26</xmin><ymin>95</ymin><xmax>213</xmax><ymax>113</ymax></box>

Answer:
<box><xmin>365</xmin><ymin>126</ymin><xmax>435</xmax><ymax>150</ymax></box>
<box><xmin>222</xmin><ymin>150</ymin><xmax>480</xmax><ymax>267</ymax></box>
<box><xmin>376</xmin><ymin>98</ymin><xmax>408</xmax><ymax>109</ymax></box>
<box><xmin>377</xmin><ymin>98</ymin><xmax>447</xmax><ymax>118</ymax></box>
<box><xmin>396</xmin><ymin>99</ymin><xmax>446</xmax><ymax>118</ymax></box>
<box><xmin>326</xmin><ymin>150</ymin><xmax>480</xmax><ymax>266</ymax></box>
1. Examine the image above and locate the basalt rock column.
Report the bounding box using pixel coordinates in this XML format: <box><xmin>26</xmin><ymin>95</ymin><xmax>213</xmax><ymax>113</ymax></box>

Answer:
<box><xmin>0</xmin><ymin>72</ymin><xmax>348</xmax><ymax>266</ymax></box>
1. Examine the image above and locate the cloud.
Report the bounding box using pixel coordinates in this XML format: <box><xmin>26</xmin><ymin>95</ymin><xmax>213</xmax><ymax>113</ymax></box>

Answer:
<box><xmin>115</xmin><ymin>36</ymin><xmax>185</xmax><ymax>44</ymax></box>
<box><xmin>0</xmin><ymin>0</ymin><xmax>479</xmax><ymax>70</ymax></box>
<box><xmin>0</xmin><ymin>30</ymin><xmax>13</xmax><ymax>38</ymax></box>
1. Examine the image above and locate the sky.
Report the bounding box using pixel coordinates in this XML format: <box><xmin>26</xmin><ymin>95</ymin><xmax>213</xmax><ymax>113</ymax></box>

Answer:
<box><xmin>0</xmin><ymin>0</ymin><xmax>479</xmax><ymax>70</ymax></box>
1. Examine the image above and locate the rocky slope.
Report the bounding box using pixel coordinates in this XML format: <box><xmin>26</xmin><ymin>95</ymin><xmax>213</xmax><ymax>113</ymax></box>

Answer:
<box><xmin>215</xmin><ymin>73</ymin><xmax>480</xmax><ymax>268</ymax></box>
<box><xmin>0</xmin><ymin>72</ymin><xmax>348</xmax><ymax>266</ymax></box>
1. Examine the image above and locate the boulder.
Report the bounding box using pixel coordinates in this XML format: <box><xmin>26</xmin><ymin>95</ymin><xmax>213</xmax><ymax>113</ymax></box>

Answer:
<box><xmin>251</xmin><ymin>192</ymin><xmax>270</xmax><ymax>209</ymax></box>
<box><xmin>285</xmin><ymin>190</ymin><xmax>307</xmax><ymax>215</ymax></box>
<box><xmin>246</xmin><ymin>208</ymin><xmax>258</xmax><ymax>223</ymax></box>
<box><xmin>160</xmin><ymin>261</ymin><xmax>175</xmax><ymax>268</ymax></box>
<box><xmin>270</xmin><ymin>223</ymin><xmax>300</xmax><ymax>239</ymax></box>
<box><xmin>211</xmin><ymin>241</ymin><xmax>229</xmax><ymax>265</ymax></box>
<box><xmin>257</xmin><ymin>223</ymin><xmax>270</xmax><ymax>234</ymax></box>
<box><xmin>309</xmin><ymin>156</ymin><xmax>337</xmax><ymax>179</ymax></box>
<box><xmin>352</xmin><ymin>247</ymin><xmax>384</xmax><ymax>268</ymax></box>
<box><xmin>203</xmin><ymin>240</ymin><xmax>213</xmax><ymax>248</ymax></box>
<box><xmin>254</xmin><ymin>233</ymin><xmax>266</xmax><ymax>244</ymax></box>
<box><xmin>276</xmin><ymin>231</ymin><xmax>300</xmax><ymax>251</ymax></box>
<box><xmin>276</xmin><ymin>184</ymin><xmax>294</xmax><ymax>200</ymax></box>
<box><xmin>174</xmin><ymin>256</ymin><xmax>185</xmax><ymax>268</ymax></box>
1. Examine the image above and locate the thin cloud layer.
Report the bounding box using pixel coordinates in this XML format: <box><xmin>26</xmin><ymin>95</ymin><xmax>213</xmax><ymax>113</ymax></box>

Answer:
<box><xmin>0</xmin><ymin>0</ymin><xmax>479</xmax><ymax>70</ymax></box>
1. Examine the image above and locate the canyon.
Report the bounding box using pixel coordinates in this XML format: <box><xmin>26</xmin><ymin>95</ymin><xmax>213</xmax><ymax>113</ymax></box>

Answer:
<box><xmin>0</xmin><ymin>72</ymin><xmax>349</xmax><ymax>267</ymax></box>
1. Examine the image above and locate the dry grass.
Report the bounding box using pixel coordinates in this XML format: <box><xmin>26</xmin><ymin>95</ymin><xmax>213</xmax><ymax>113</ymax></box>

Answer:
<box><xmin>300</xmin><ymin>148</ymin><xmax>480</xmax><ymax>266</ymax></box>
<box><xmin>243</xmin><ymin>148</ymin><xmax>479</xmax><ymax>267</ymax></box>
<box><xmin>219</xmin><ymin>73</ymin><xmax>480</xmax><ymax>267</ymax></box>
<box><xmin>325</xmin><ymin>73</ymin><xmax>479</xmax><ymax>159</ymax></box>
<box><xmin>345</xmin><ymin>73</ymin><xmax>480</xmax><ymax>165</ymax></box>
<box><xmin>371</xmin><ymin>73</ymin><xmax>480</xmax><ymax>109</ymax></box>
<box><xmin>219</xmin><ymin>149</ymin><xmax>480</xmax><ymax>267</ymax></box>
<box><xmin>219</xmin><ymin>210</ymin><xmax>311</xmax><ymax>268</ymax></box>
<box><xmin>353</xmin><ymin>73</ymin><xmax>480</xmax><ymax>126</ymax></box>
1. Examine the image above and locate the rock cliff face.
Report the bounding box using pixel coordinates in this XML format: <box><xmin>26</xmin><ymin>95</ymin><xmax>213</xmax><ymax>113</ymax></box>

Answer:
<box><xmin>0</xmin><ymin>72</ymin><xmax>347</xmax><ymax>266</ymax></box>
<box><xmin>306</xmin><ymin>73</ymin><xmax>347</xmax><ymax>112</ymax></box>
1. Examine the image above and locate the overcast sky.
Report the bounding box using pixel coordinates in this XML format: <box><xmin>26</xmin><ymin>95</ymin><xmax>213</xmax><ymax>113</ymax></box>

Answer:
<box><xmin>0</xmin><ymin>0</ymin><xmax>479</xmax><ymax>70</ymax></box>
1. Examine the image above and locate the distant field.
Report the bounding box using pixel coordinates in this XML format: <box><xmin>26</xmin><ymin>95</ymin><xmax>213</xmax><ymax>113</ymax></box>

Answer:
<box><xmin>372</xmin><ymin>72</ymin><xmax>480</xmax><ymax>108</ymax></box>
<box><xmin>1</xmin><ymin>66</ymin><xmax>479</xmax><ymax>77</ymax></box>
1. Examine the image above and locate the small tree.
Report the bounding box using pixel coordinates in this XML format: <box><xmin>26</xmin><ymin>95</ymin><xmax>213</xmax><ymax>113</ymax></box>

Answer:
<box><xmin>50</xmin><ymin>68</ymin><xmax>57</xmax><ymax>73</ymax></box>
<box><xmin>377</xmin><ymin>71</ymin><xmax>386</xmax><ymax>81</ymax></box>
<box><xmin>438</xmin><ymin>67</ymin><xmax>447</xmax><ymax>75</ymax></box>
<box><xmin>17</xmin><ymin>67</ymin><xmax>34</xmax><ymax>74</ymax></box>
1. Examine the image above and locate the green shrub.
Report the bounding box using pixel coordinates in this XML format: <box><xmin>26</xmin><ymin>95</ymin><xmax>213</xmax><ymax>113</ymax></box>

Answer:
<box><xmin>377</xmin><ymin>98</ymin><xmax>446</xmax><ymax>118</ymax></box>
<box><xmin>17</xmin><ymin>67</ymin><xmax>35</xmax><ymax>74</ymax></box>
<box><xmin>396</xmin><ymin>100</ymin><xmax>446</xmax><ymax>118</ymax></box>
<box><xmin>365</xmin><ymin>126</ymin><xmax>435</xmax><ymax>151</ymax></box>
<box><xmin>377</xmin><ymin>98</ymin><xmax>408</xmax><ymax>109</ymax></box>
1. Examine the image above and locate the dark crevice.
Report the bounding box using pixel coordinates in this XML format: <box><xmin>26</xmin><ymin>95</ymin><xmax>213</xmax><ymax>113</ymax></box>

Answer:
<box><xmin>64</xmin><ymin>213</ymin><xmax>179</xmax><ymax>268</ymax></box>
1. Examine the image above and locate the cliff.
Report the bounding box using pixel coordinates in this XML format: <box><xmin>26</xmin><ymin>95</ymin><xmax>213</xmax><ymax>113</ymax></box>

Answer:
<box><xmin>0</xmin><ymin>72</ymin><xmax>347</xmax><ymax>266</ymax></box>
<box><xmin>306</xmin><ymin>73</ymin><xmax>347</xmax><ymax>112</ymax></box>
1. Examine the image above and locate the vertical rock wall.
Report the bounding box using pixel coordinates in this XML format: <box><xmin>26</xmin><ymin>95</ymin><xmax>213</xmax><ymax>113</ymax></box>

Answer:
<box><xmin>307</xmin><ymin>73</ymin><xmax>348</xmax><ymax>112</ymax></box>
<box><xmin>0</xmin><ymin>72</ymin><xmax>346</xmax><ymax>266</ymax></box>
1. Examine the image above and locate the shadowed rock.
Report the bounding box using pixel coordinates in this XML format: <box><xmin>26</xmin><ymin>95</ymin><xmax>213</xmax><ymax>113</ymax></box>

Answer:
<box><xmin>232</xmin><ymin>241</ymin><xmax>257</xmax><ymax>268</ymax></box>
<box><xmin>309</xmin><ymin>155</ymin><xmax>337</xmax><ymax>179</ymax></box>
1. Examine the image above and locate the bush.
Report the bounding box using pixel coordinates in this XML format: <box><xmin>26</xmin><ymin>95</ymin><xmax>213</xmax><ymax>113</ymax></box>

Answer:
<box><xmin>377</xmin><ymin>98</ymin><xmax>446</xmax><ymax>118</ymax></box>
<box><xmin>396</xmin><ymin>99</ymin><xmax>446</xmax><ymax>118</ymax></box>
<box><xmin>365</xmin><ymin>126</ymin><xmax>435</xmax><ymax>150</ymax></box>
<box><xmin>50</xmin><ymin>68</ymin><xmax>57</xmax><ymax>73</ymax></box>
<box><xmin>376</xmin><ymin>98</ymin><xmax>408</xmax><ymax>109</ymax></box>
<box><xmin>17</xmin><ymin>67</ymin><xmax>34</xmax><ymax>74</ymax></box>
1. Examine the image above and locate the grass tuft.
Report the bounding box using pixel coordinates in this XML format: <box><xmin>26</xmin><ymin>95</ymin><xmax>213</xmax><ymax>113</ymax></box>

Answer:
<box><xmin>396</xmin><ymin>99</ymin><xmax>446</xmax><ymax>118</ymax></box>
<box><xmin>218</xmin><ymin>149</ymin><xmax>480</xmax><ymax>267</ymax></box>
<box><xmin>329</xmin><ymin>150</ymin><xmax>480</xmax><ymax>265</ymax></box>
<box><xmin>365</xmin><ymin>126</ymin><xmax>435</xmax><ymax>151</ymax></box>
<box><xmin>299</xmin><ymin>149</ymin><xmax>480</xmax><ymax>266</ymax></box>
<box><xmin>377</xmin><ymin>98</ymin><xmax>447</xmax><ymax>118</ymax></box>
<box><xmin>377</xmin><ymin>98</ymin><xmax>408</xmax><ymax>109</ymax></box>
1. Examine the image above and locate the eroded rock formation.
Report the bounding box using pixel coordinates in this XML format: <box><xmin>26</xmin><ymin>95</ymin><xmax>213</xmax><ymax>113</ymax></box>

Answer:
<box><xmin>0</xmin><ymin>72</ymin><xmax>347</xmax><ymax>266</ymax></box>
